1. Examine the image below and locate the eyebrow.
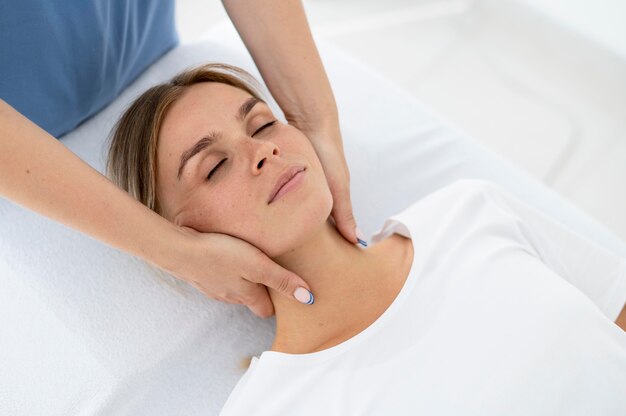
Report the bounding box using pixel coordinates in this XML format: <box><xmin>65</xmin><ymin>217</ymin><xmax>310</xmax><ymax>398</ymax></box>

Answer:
<box><xmin>177</xmin><ymin>96</ymin><xmax>264</xmax><ymax>180</ymax></box>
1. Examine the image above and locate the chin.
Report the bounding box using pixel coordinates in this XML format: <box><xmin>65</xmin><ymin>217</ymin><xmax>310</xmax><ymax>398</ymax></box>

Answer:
<box><xmin>265</xmin><ymin>193</ymin><xmax>333</xmax><ymax>258</ymax></box>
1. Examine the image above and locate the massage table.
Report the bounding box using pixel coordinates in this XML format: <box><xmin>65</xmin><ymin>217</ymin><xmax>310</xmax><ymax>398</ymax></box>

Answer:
<box><xmin>1</xmin><ymin>21</ymin><xmax>625</xmax><ymax>415</ymax></box>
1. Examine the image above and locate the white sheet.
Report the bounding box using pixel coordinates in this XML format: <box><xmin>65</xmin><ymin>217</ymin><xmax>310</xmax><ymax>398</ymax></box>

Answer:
<box><xmin>1</xmin><ymin>25</ymin><xmax>625</xmax><ymax>416</ymax></box>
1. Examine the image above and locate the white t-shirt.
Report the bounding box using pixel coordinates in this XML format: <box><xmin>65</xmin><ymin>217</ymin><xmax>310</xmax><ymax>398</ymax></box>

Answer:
<box><xmin>219</xmin><ymin>179</ymin><xmax>626</xmax><ymax>416</ymax></box>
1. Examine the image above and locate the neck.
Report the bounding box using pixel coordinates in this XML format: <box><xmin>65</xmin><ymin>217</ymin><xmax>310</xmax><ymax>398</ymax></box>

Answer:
<box><xmin>268</xmin><ymin>218</ymin><xmax>400</xmax><ymax>354</ymax></box>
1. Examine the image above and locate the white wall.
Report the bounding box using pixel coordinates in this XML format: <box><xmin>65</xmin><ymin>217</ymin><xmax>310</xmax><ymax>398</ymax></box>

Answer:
<box><xmin>515</xmin><ymin>0</ymin><xmax>626</xmax><ymax>59</ymax></box>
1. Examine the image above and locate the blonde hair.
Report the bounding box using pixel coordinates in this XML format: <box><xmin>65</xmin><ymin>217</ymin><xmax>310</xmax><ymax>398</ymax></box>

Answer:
<box><xmin>105</xmin><ymin>63</ymin><xmax>266</xmax><ymax>367</ymax></box>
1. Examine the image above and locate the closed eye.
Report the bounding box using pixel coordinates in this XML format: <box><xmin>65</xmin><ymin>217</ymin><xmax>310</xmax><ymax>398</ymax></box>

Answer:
<box><xmin>253</xmin><ymin>120</ymin><xmax>277</xmax><ymax>136</ymax></box>
<box><xmin>206</xmin><ymin>120</ymin><xmax>277</xmax><ymax>181</ymax></box>
<box><xmin>207</xmin><ymin>158</ymin><xmax>226</xmax><ymax>181</ymax></box>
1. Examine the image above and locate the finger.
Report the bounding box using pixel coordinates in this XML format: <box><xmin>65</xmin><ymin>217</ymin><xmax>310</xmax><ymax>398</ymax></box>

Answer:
<box><xmin>245</xmin><ymin>284</ymin><xmax>275</xmax><ymax>318</ymax></box>
<box><xmin>256</xmin><ymin>259</ymin><xmax>315</xmax><ymax>306</ymax></box>
<box><xmin>329</xmin><ymin>185</ymin><xmax>359</xmax><ymax>245</ymax></box>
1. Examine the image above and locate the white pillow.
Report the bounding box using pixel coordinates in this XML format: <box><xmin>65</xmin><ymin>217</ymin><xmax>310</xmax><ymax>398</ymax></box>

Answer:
<box><xmin>1</xmin><ymin>30</ymin><xmax>624</xmax><ymax>415</ymax></box>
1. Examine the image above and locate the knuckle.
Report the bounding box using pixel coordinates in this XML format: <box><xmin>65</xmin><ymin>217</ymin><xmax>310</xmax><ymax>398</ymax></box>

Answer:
<box><xmin>275</xmin><ymin>276</ymin><xmax>291</xmax><ymax>293</ymax></box>
<box><xmin>340</xmin><ymin>210</ymin><xmax>355</xmax><ymax>221</ymax></box>
<box><xmin>216</xmin><ymin>292</ymin><xmax>233</xmax><ymax>303</ymax></box>
<box><xmin>257</xmin><ymin>309</ymin><xmax>272</xmax><ymax>319</ymax></box>
<box><xmin>251</xmin><ymin>251</ymin><xmax>267</xmax><ymax>269</ymax></box>
<box><xmin>243</xmin><ymin>286</ymin><xmax>262</xmax><ymax>305</ymax></box>
<box><xmin>244</xmin><ymin>294</ymin><xmax>259</xmax><ymax>307</ymax></box>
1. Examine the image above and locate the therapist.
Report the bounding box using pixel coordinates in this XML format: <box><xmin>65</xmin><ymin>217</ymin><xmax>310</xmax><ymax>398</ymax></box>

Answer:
<box><xmin>0</xmin><ymin>0</ymin><xmax>361</xmax><ymax>318</ymax></box>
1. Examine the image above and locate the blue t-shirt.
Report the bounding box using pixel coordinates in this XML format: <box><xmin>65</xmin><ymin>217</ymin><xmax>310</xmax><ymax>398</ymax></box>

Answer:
<box><xmin>0</xmin><ymin>1</ymin><xmax>179</xmax><ymax>138</ymax></box>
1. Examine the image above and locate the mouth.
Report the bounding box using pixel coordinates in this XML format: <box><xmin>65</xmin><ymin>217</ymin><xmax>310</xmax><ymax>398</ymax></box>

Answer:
<box><xmin>268</xmin><ymin>165</ymin><xmax>306</xmax><ymax>204</ymax></box>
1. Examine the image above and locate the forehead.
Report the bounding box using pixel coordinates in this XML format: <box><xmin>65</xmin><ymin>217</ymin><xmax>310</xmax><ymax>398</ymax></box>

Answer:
<box><xmin>159</xmin><ymin>82</ymin><xmax>251</xmax><ymax>147</ymax></box>
<box><xmin>156</xmin><ymin>82</ymin><xmax>253</xmax><ymax>197</ymax></box>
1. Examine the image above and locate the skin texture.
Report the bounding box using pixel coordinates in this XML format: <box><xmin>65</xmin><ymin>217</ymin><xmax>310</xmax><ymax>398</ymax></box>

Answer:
<box><xmin>156</xmin><ymin>82</ymin><xmax>415</xmax><ymax>353</ymax></box>
<box><xmin>156</xmin><ymin>82</ymin><xmax>334</xmax><ymax>258</ymax></box>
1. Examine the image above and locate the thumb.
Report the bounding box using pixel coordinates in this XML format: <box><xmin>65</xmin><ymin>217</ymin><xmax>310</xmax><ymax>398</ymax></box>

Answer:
<box><xmin>331</xmin><ymin>189</ymin><xmax>360</xmax><ymax>245</ymax></box>
<box><xmin>261</xmin><ymin>262</ymin><xmax>315</xmax><ymax>306</ymax></box>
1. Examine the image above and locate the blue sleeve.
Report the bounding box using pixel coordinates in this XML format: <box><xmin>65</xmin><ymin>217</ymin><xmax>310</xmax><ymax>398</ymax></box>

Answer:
<box><xmin>0</xmin><ymin>0</ymin><xmax>179</xmax><ymax>138</ymax></box>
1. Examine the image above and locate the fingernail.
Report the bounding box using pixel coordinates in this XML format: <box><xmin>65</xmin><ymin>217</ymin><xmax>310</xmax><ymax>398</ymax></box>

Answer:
<box><xmin>355</xmin><ymin>227</ymin><xmax>367</xmax><ymax>247</ymax></box>
<box><xmin>294</xmin><ymin>287</ymin><xmax>315</xmax><ymax>305</ymax></box>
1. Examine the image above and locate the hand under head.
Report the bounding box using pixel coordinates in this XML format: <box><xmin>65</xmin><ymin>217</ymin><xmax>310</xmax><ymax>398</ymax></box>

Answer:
<box><xmin>106</xmin><ymin>63</ymin><xmax>340</xmax><ymax>319</ymax></box>
<box><xmin>105</xmin><ymin>64</ymin><xmax>388</xmax><ymax>338</ymax></box>
<box><xmin>107</xmin><ymin>63</ymin><xmax>334</xmax><ymax>260</ymax></box>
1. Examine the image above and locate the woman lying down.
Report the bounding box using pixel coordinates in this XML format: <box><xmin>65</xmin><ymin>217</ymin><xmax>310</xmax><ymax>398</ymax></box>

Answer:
<box><xmin>106</xmin><ymin>63</ymin><xmax>626</xmax><ymax>415</ymax></box>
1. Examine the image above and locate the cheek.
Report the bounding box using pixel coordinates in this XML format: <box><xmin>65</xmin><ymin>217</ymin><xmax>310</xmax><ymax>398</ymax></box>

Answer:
<box><xmin>188</xmin><ymin>190</ymin><xmax>261</xmax><ymax>237</ymax></box>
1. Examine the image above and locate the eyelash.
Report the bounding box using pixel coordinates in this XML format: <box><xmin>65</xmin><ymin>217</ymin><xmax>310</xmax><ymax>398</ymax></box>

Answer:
<box><xmin>206</xmin><ymin>120</ymin><xmax>277</xmax><ymax>181</ymax></box>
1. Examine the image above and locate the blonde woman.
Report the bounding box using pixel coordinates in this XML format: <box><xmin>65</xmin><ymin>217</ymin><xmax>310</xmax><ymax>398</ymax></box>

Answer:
<box><xmin>0</xmin><ymin>1</ymin><xmax>358</xmax><ymax>320</ymax></box>
<box><xmin>107</xmin><ymin>63</ymin><xmax>626</xmax><ymax>415</ymax></box>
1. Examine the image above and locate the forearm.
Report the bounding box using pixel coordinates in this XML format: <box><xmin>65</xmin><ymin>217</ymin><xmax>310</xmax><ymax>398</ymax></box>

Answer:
<box><xmin>0</xmin><ymin>99</ymin><xmax>183</xmax><ymax>272</ymax></box>
<box><xmin>616</xmin><ymin>303</ymin><xmax>626</xmax><ymax>331</ymax></box>
<box><xmin>222</xmin><ymin>0</ymin><xmax>339</xmax><ymax>136</ymax></box>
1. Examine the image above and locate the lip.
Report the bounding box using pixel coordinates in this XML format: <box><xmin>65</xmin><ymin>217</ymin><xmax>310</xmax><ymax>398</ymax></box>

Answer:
<box><xmin>268</xmin><ymin>164</ymin><xmax>306</xmax><ymax>204</ymax></box>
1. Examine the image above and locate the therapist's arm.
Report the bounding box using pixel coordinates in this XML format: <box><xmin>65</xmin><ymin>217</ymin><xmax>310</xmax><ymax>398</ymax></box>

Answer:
<box><xmin>222</xmin><ymin>0</ymin><xmax>337</xmax><ymax>137</ymax></box>
<box><xmin>0</xmin><ymin>99</ymin><xmax>313</xmax><ymax>318</ymax></box>
<box><xmin>222</xmin><ymin>0</ymin><xmax>361</xmax><ymax>245</ymax></box>
<box><xmin>0</xmin><ymin>99</ymin><xmax>185</xmax><ymax>269</ymax></box>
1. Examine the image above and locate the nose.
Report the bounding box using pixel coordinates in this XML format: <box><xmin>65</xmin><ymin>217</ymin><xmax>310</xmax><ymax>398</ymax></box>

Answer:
<box><xmin>252</xmin><ymin>140</ymin><xmax>280</xmax><ymax>174</ymax></box>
